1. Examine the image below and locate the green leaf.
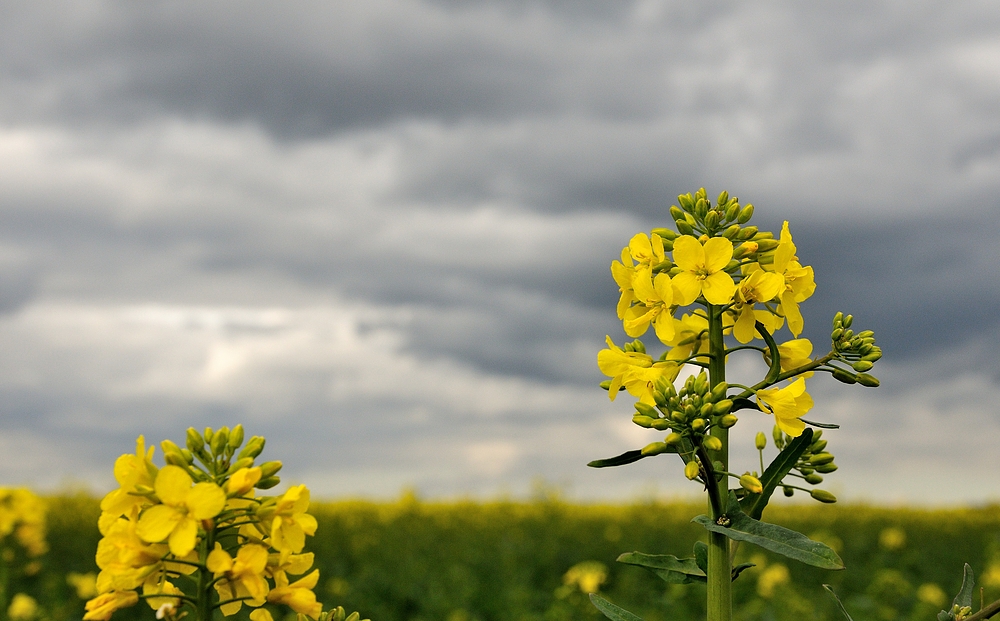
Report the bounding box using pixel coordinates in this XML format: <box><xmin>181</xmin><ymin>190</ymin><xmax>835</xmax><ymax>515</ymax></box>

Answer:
<box><xmin>937</xmin><ymin>611</ymin><xmax>952</xmax><ymax>621</ymax></box>
<box><xmin>694</xmin><ymin>541</ymin><xmax>708</xmax><ymax>573</ymax></box>
<box><xmin>739</xmin><ymin>428</ymin><xmax>814</xmax><ymax>520</ymax></box>
<box><xmin>732</xmin><ymin>563</ymin><xmax>756</xmax><ymax>581</ymax></box>
<box><xmin>589</xmin><ymin>594</ymin><xmax>644</xmax><ymax>621</ymax></box>
<box><xmin>587</xmin><ymin>450</ymin><xmax>651</xmax><ymax>468</ymax></box>
<box><xmin>823</xmin><ymin>585</ymin><xmax>855</xmax><ymax>621</ymax></box>
<box><xmin>616</xmin><ymin>552</ymin><xmax>705</xmax><ymax>584</ymax></box>
<box><xmin>756</xmin><ymin>321</ymin><xmax>782</xmax><ymax>383</ymax></box>
<box><xmin>693</xmin><ymin>495</ymin><xmax>845</xmax><ymax>570</ymax></box>
<box><xmin>800</xmin><ymin>418</ymin><xmax>840</xmax><ymax>429</ymax></box>
<box><xmin>953</xmin><ymin>563</ymin><xmax>975</xmax><ymax>609</ymax></box>
<box><xmin>729</xmin><ymin>397</ymin><xmax>757</xmax><ymax>413</ymax></box>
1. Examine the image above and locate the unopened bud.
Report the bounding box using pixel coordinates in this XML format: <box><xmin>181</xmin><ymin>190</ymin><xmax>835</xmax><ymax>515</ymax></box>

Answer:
<box><xmin>717</xmin><ymin>190</ymin><xmax>729</xmax><ymax>206</ymax></box>
<box><xmin>684</xmin><ymin>460</ymin><xmax>701</xmax><ymax>480</ymax></box>
<box><xmin>204</xmin><ymin>427</ymin><xmax>215</xmax><ymax>443</ymax></box>
<box><xmin>755</xmin><ymin>432</ymin><xmax>767</xmax><ymax>451</ymax></box>
<box><xmin>725</xmin><ymin>203</ymin><xmax>740</xmax><ymax>222</ymax></box>
<box><xmin>810</xmin><ymin>489</ymin><xmax>837</xmax><ymax>503</ymax></box>
<box><xmin>238</xmin><ymin>436</ymin><xmax>266</xmax><ymax>459</ymax></box>
<box><xmin>737</xmin><ymin>204</ymin><xmax>754</xmax><ymax>224</ymax></box>
<box><xmin>186</xmin><ymin>428</ymin><xmax>205</xmax><ymax>453</ymax></box>
<box><xmin>831</xmin><ymin>368</ymin><xmax>857</xmax><ymax>384</ymax></box>
<box><xmin>856</xmin><ymin>373</ymin><xmax>880</xmax><ymax>387</ymax></box>
<box><xmin>831</xmin><ymin>327</ymin><xmax>844</xmax><ymax>341</ymax></box>
<box><xmin>710</xmin><ymin>382</ymin><xmax>728</xmax><ymax>401</ymax></box>
<box><xmin>635</xmin><ymin>402</ymin><xmax>660</xmax><ymax>419</ymax></box>
<box><xmin>228</xmin><ymin>424</ymin><xmax>245</xmax><ymax>450</ymax></box>
<box><xmin>703</xmin><ymin>435</ymin><xmax>723</xmax><ymax>452</ymax></box>
<box><xmin>641</xmin><ymin>442</ymin><xmax>670</xmax><ymax>457</ymax></box>
<box><xmin>211</xmin><ymin>427</ymin><xmax>229</xmax><ymax>455</ymax></box>
<box><xmin>810</xmin><ymin>439</ymin><xmax>828</xmax><ymax>453</ymax></box>
<box><xmin>258</xmin><ymin>460</ymin><xmax>282</xmax><ymax>478</ymax></box>
<box><xmin>861</xmin><ymin>350</ymin><xmax>882</xmax><ymax>362</ymax></box>
<box><xmin>669</xmin><ymin>205</ymin><xmax>685</xmax><ymax>220</ymax></box>
<box><xmin>755</xmin><ymin>239</ymin><xmax>779</xmax><ymax>252</ymax></box>
<box><xmin>712</xmin><ymin>399</ymin><xmax>733</xmax><ymax>416</ymax></box>
<box><xmin>733</xmin><ymin>242</ymin><xmax>758</xmax><ymax>259</ymax></box>
<box><xmin>226</xmin><ymin>457</ymin><xmax>255</xmax><ymax>474</ymax></box>
<box><xmin>783</xmin><ymin>486</ymin><xmax>794</xmax><ymax>497</ymax></box>
<box><xmin>809</xmin><ymin>452</ymin><xmax>835</xmax><ymax>466</ymax></box>
<box><xmin>718</xmin><ymin>414</ymin><xmax>738</xmax><ymax>428</ymax></box>
<box><xmin>833</xmin><ymin>312</ymin><xmax>843</xmax><ymax>328</ymax></box>
<box><xmin>772</xmin><ymin>425</ymin><xmax>785</xmax><ymax>448</ymax></box>
<box><xmin>652</xmin><ymin>390</ymin><xmax>667</xmax><ymax>407</ymax></box>
<box><xmin>651</xmin><ymin>227</ymin><xmax>677</xmax><ymax>241</ymax></box>
<box><xmin>723</xmin><ymin>224</ymin><xmax>741</xmax><ymax>239</ymax></box>
<box><xmin>256</xmin><ymin>476</ymin><xmax>281</xmax><ymax>490</ymax></box>
<box><xmin>695</xmin><ymin>198</ymin><xmax>709</xmax><ymax>218</ymax></box>
<box><xmin>804</xmin><ymin>473</ymin><xmax>824</xmax><ymax>485</ymax></box>
<box><xmin>163</xmin><ymin>451</ymin><xmax>187</xmax><ymax>467</ymax></box>
<box><xmin>676</xmin><ymin>220</ymin><xmax>694</xmax><ymax>235</ymax></box>
<box><xmin>814</xmin><ymin>463</ymin><xmax>838</xmax><ymax>474</ymax></box>
<box><xmin>852</xmin><ymin>360</ymin><xmax>873</xmax><ymax>372</ymax></box>
<box><xmin>665</xmin><ymin>432</ymin><xmax>683</xmax><ymax>446</ymax></box>
<box><xmin>699</xmin><ymin>403</ymin><xmax>714</xmax><ymax>418</ymax></box>
<box><xmin>704</xmin><ymin>210</ymin><xmax>720</xmax><ymax>230</ymax></box>
<box><xmin>842</xmin><ymin>314</ymin><xmax>853</xmax><ymax>328</ymax></box>
<box><xmin>650</xmin><ymin>418</ymin><xmax>671</xmax><ymax>431</ymax></box>
<box><xmin>677</xmin><ymin>193</ymin><xmax>695</xmax><ymax>210</ymax></box>
<box><xmin>739</xmin><ymin>474</ymin><xmax>763</xmax><ymax>494</ymax></box>
<box><xmin>691</xmin><ymin>418</ymin><xmax>706</xmax><ymax>432</ymax></box>
<box><xmin>738</xmin><ymin>225</ymin><xmax>758</xmax><ymax>240</ymax></box>
<box><xmin>632</xmin><ymin>415</ymin><xmax>656</xmax><ymax>428</ymax></box>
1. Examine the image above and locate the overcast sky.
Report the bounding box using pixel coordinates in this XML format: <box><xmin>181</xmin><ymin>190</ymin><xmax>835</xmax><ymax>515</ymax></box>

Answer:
<box><xmin>0</xmin><ymin>1</ymin><xmax>998</xmax><ymax>504</ymax></box>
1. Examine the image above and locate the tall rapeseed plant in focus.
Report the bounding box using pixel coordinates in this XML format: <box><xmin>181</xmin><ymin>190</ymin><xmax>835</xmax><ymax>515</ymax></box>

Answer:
<box><xmin>86</xmin><ymin>425</ymin><xmax>367</xmax><ymax>621</ymax></box>
<box><xmin>589</xmin><ymin>189</ymin><xmax>882</xmax><ymax>621</ymax></box>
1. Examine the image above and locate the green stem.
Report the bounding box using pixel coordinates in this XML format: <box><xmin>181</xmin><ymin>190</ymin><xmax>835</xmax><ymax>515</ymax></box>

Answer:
<box><xmin>705</xmin><ymin>303</ymin><xmax>731</xmax><ymax>621</ymax></box>
<box><xmin>197</xmin><ymin>524</ymin><xmax>215</xmax><ymax>621</ymax></box>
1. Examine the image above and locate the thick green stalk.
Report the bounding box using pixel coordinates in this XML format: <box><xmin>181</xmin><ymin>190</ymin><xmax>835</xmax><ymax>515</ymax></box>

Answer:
<box><xmin>705</xmin><ymin>303</ymin><xmax>731</xmax><ymax>621</ymax></box>
<box><xmin>197</xmin><ymin>527</ymin><xmax>214</xmax><ymax>621</ymax></box>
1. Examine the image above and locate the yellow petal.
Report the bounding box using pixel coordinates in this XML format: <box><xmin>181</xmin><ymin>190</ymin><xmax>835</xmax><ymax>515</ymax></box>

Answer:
<box><xmin>135</xmin><ymin>505</ymin><xmax>182</xmax><ymax>544</ymax></box>
<box><xmin>701</xmin><ymin>272</ymin><xmax>736</xmax><ymax>305</ymax></box>
<box><xmin>776</xmin><ymin>416</ymin><xmax>805</xmax><ymax>437</ymax></box>
<box><xmin>249</xmin><ymin>609</ymin><xmax>274</xmax><ymax>621</ymax></box>
<box><xmin>167</xmin><ymin>517</ymin><xmax>199</xmax><ymax>557</ymax></box>
<box><xmin>187</xmin><ymin>482</ymin><xmax>227</xmax><ymax>520</ymax></box>
<box><xmin>652</xmin><ymin>273</ymin><xmax>673</xmax><ymax>306</ymax></box>
<box><xmin>670</xmin><ymin>236</ymin><xmax>703</xmax><ymax>271</ymax></box>
<box><xmin>628</xmin><ymin>233</ymin><xmax>653</xmax><ymax>264</ymax></box>
<box><xmin>652</xmin><ymin>312</ymin><xmax>675</xmax><ymax>343</ymax></box>
<box><xmin>670</xmin><ymin>272</ymin><xmax>701</xmax><ymax>306</ymax></box>
<box><xmin>732</xmin><ymin>306</ymin><xmax>757</xmax><ymax>344</ymax></box>
<box><xmin>702</xmin><ymin>237</ymin><xmax>734</xmax><ymax>273</ymax></box>
<box><xmin>296</xmin><ymin>513</ymin><xmax>318</xmax><ymax>537</ymax></box>
<box><xmin>631</xmin><ymin>268</ymin><xmax>657</xmax><ymax>303</ymax></box>
<box><xmin>154</xmin><ymin>466</ymin><xmax>193</xmax><ymax>506</ymax></box>
<box><xmin>207</xmin><ymin>543</ymin><xmax>233</xmax><ymax>574</ymax></box>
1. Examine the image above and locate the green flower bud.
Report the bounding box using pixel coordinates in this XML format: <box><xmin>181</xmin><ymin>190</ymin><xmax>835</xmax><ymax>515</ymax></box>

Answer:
<box><xmin>716</xmin><ymin>190</ymin><xmax>729</xmax><ymax>206</ymax></box>
<box><xmin>665</xmin><ymin>432</ymin><xmax>683</xmax><ymax>446</ymax></box>
<box><xmin>226</xmin><ymin>457</ymin><xmax>255</xmax><ymax>474</ymax></box>
<box><xmin>228</xmin><ymin>424</ymin><xmax>245</xmax><ymax>450</ymax></box>
<box><xmin>211</xmin><ymin>427</ymin><xmax>230</xmax><ymax>456</ymax></box>
<box><xmin>632</xmin><ymin>415</ymin><xmax>656</xmax><ymax>428</ymax></box>
<box><xmin>163</xmin><ymin>451</ymin><xmax>187</xmax><ymax>467</ymax></box>
<box><xmin>162</xmin><ymin>439</ymin><xmax>183</xmax><ymax>456</ymax></box>
<box><xmin>755</xmin><ymin>432</ymin><xmax>767</xmax><ymax>451</ymax></box>
<box><xmin>204</xmin><ymin>427</ymin><xmax>215</xmax><ymax>443</ymax></box>
<box><xmin>650</xmin><ymin>419</ymin><xmax>671</xmax><ymax>431</ymax></box>
<box><xmin>810</xmin><ymin>489</ymin><xmax>837</xmax><ymax>504</ymax></box>
<box><xmin>831</xmin><ymin>368</ymin><xmax>857</xmax><ymax>384</ymax></box>
<box><xmin>861</xmin><ymin>350</ymin><xmax>882</xmax><ymax>362</ymax></box>
<box><xmin>259</xmin><ymin>460</ymin><xmax>282</xmax><ymax>478</ymax></box>
<box><xmin>677</xmin><ymin>193</ymin><xmax>694</xmax><ymax>210</ymax></box>
<box><xmin>703</xmin><ymin>435</ymin><xmax>723</xmax><ymax>452</ymax></box>
<box><xmin>684</xmin><ymin>460</ymin><xmax>701</xmax><ymax>480</ymax></box>
<box><xmin>635</xmin><ymin>402</ymin><xmax>660</xmax><ymax>419</ymax></box>
<box><xmin>831</xmin><ymin>327</ymin><xmax>844</xmax><ymax>341</ymax></box>
<box><xmin>733</xmin><ymin>242</ymin><xmax>759</xmax><ymax>260</ymax></box>
<box><xmin>712</xmin><ymin>399</ymin><xmax>733</xmax><ymax>416</ymax></box>
<box><xmin>856</xmin><ymin>373</ymin><xmax>880</xmax><ymax>387</ymax></box>
<box><xmin>691</xmin><ymin>418</ymin><xmax>706</xmax><ymax>432</ymax></box>
<box><xmin>180</xmin><ymin>449</ymin><xmax>194</xmax><ymax>464</ymax></box>
<box><xmin>739</xmin><ymin>474</ymin><xmax>763</xmax><ymax>494</ymax></box>
<box><xmin>723</xmin><ymin>224</ymin><xmax>741</xmax><ymax>239</ymax></box>
<box><xmin>724</xmin><ymin>259</ymin><xmax>740</xmax><ymax>272</ymax></box>
<box><xmin>809</xmin><ymin>452</ymin><xmax>835</xmax><ymax>466</ymax></box>
<box><xmin>809</xmin><ymin>439</ymin><xmax>828</xmax><ymax>453</ymax></box>
<box><xmin>699</xmin><ymin>403</ymin><xmax>714</xmax><ymax>419</ymax></box>
<box><xmin>783</xmin><ymin>486</ymin><xmax>794</xmax><ymax>497</ymax></box>
<box><xmin>669</xmin><ymin>205</ymin><xmax>685</xmax><ymax>220</ymax></box>
<box><xmin>752</xmin><ymin>231</ymin><xmax>774</xmax><ymax>240</ymax></box>
<box><xmin>772</xmin><ymin>425</ymin><xmax>785</xmax><ymax>449</ymax></box>
<box><xmin>812</xmin><ymin>430</ymin><xmax>823</xmax><ymax>441</ymax></box>
<box><xmin>718</xmin><ymin>414</ymin><xmax>738</xmax><ymax>428</ymax></box>
<box><xmin>705</xmin><ymin>210</ymin><xmax>720</xmax><ymax>230</ymax></box>
<box><xmin>725</xmin><ymin>203</ymin><xmax>740</xmax><ymax>222</ymax></box>
<box><xmin>804</xmin><ymin>473</ymin><xmax>824</xmax><ymax>485</ymax></box>
<box><xmin>852</xmin><ymin>360</ymin><xmax>874</xmax><ymax>372</ymax></box>
<box><xmin>641</xmin><ymin>442</ymin><xmax>670</xmax><ymax>456</ymax></box>
<box><xmin>186</xmin><ymin>428</ymin><xmax>205</xmax><ymax>453</ymax></box>
<box><xmin>710</xmin><ymin>382</ymin><xmax>728</xmax><ymax>401</ymax></box>
<box><xmin>256</xmin><ymin>476</ymin><xmax>281</xmax><ymax>490</ymax></box>
<box><xmin>695</xmin><ymin>198</ymin><xmax>709</xmax><ymax>219</ymax></box>
<box><xmin>842</xmin><ymin>329</ymin><xmax>854</xmax><ymax>341</ymax></box>
<box><xmin>683</xmin><ymin>404</ymin><xmax>696</xmax><ymax>419</ymax></box>
<box><xmin>652</xmin><ymin>391</ymin><xmax>667</xmax><ymax>408</ymax></box>
<box><xmin>238</xmin><ymin>435</ymin><xmax>266</xmax><ymax>459</ymax></box>
<box><xmin>737</xmin><ymin>204</ymin><xmax>754</xmax><ymax>224</ymax></box>
<box><xmin>676</xmin><ymin>219</ymin><xmax>694</xmax><ymax>235</ymax></box>
<box><xmin>814</xmin><ymin>463</ymin><xmax>839</xmax><ymax>474</ymax></box>
<box><xmin>738</xmin><ymin>225</ymin><xmax>758</xmax><ymax>240</ymax></box>
<box><xmin>799</xmin><ymin>466</ymin><xmax>815</xmax><ymax>475</ymax></box>
<box><xmin>755</xmin><ymin>239</ymin><xmax>779</xmax><ymax>252</ymax></box>
<box><xmin>671</xmin><ymin>409</ymin><xmax>685</xmax><ymax>422</ymax></box>
<box><xmin>651</xmin><ymin>227</ymin><xmax>677</xmax><ymax>241</ymax></box>
<box><xmin>631</xmin><ymin>339</ymin><xmax>646</xmax><ymax>354</ymax></box>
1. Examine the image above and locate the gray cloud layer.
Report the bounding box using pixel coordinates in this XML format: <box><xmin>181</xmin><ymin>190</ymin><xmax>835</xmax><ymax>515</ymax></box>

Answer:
<box><xmin>0</xmin><ymin>1</ymin><xmax>997</xmax><ymax>502</ymax></box>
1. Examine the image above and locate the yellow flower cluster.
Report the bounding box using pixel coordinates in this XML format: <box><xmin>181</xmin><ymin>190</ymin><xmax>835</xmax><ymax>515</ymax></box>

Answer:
<box><xmin>600</xmin><ymin>190</ymin><xmax>820</xmax><ymax>437</ymax></box>
<box><xmin>85</xmin><ymin>427</ymin><xmax>322</xmax><ymax>621</ymax></box>
<box><xmin>0</xmin><ymin>488</ymin><xmax>47</xmax><ymax>558</ymax></box>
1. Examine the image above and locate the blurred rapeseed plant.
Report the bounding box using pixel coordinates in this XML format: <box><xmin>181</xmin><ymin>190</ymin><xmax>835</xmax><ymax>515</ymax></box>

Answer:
<box><xmin>588</xmin><ymin>189</ymin><xmax>885</xmax><ymax>621</ymax></box>
<box><xmin>0</xmin><ymin>489</ymin><xmax>46</xmax><ymax>621</ymax></box>
<box><xmin>85</xmin><ymin>426</ymin><xmax>368</xmax><ymax>621</ymax></box>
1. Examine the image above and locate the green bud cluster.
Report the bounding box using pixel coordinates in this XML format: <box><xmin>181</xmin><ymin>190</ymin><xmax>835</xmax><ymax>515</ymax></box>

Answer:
<box><xmin>167</xmin><ymin>424</ymin><xmax>282</xmax><ymax>489</ymax></box>
<box><xmin>773</xmin><ymin>426</ymin><xmax>838</xmax><ymax>503</ymax></box>
<box><xmin>321</xmin><ymin>606</ymin><xmax>370</xmax><ymax>621</ymax></box>
<box><xmin>828</xmin><ymin>312</ymin><xmax>882</xmax><ymax>387</ymax></box>
<box><xmin>659</xmin><ymin>189</ymin><xmax>763</xmax><ymax>270</ymax></box>
<box><xmin>631</xmin><ymin>371</ymin><xmax>734</xmax><ymax>459</ymax></box>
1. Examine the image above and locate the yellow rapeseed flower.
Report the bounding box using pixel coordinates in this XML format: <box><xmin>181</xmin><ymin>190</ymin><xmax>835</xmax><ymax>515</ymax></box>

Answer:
<box><xmin>83</xmin><ymin>591</ymin><xmax>139</xmax><ymax>621</ymax></box>
<box><xmin>208</xmin><ymin>543</ymin><xmax>270</xmax><ymax>616</ymax></box>
<box><xmin>7</xmin><ymin>594</ymin><xmax>38</xmax><ymax>621</ymax></box>
<box><xmin>622</xmin><ymin>268</ymin><xmax>675</xmax><ymax>342</ymax></box>
<box><xmin>770</xmin><ymin>222</ymin><xmax>815</xmax><ymax>337</ymax></box>
<box><xmin>671</xmin><ymin>236</ymin><xmax>736</xmax><ymax>306</ymax></box>
<box><xmin>731</xmin><ymin>267</ymin><xmax>784</xmax><ymax>343</ymax></box>
<box><xmin>267</xmin><ymin>569</ymin><xmax>322</xmax><ymax>619</ymax></box>
<box><xmin>610</xmin><ymin>247</ymin><xmax>638</xmax><ymax>320</ymax></box>
<box><xmin>597</xmin><ymin>336</ymin><xmax>679</xmax><ymax>404</ymax></box>
<box><xmin>263</xmin><ymin>486</ymin><xmax>317</xmax><ymax>555</ymax></box>
<box><xmin>755</xmin><ymin>378</ymin><xmax>814</xmax><ymax>437</ymax></box>
<box><xmin>101</xmin><ymin>437</ymin><xmax>158</xmax><ymax>519</ymax></box>
<box><xmin>135</xmin><ymin>465</ymin><xmax>227</xmax><ymax>557</ymax></box>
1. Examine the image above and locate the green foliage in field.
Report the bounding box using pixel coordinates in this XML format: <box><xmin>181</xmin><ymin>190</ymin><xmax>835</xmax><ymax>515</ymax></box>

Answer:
<box><xmin>27</xmin><ymin>493</ymin><xmax>1000</xmax><ymax>621</ymax></box>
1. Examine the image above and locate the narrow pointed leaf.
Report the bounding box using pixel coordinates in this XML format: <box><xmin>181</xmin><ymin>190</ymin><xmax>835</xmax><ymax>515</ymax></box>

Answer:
<box><xmin>801</xmin><ymin>418</ymin><xmax>840</xmax><ymax>429</ymax></box>
<box><xmin>617</xmin><ymin>552</ymin><xmax>705</xmax><ymax>584</ymax></box>
<box><xmin>823</xmin><ymin>585</ymin><xmax>855</xmax><ymax>621</ymax></box>
<box><xmin>732</xmin><ymin>563</ymin><xmax>756</xmax><ymax>582</ymax></box>
<box><xmin>693</xmin><ymin>496</ymin><xmax>844</xmax><ymax>570</ymax></box>
<box><xmin>589</xmin><ymin>594</ymin><xmax>644</xmax><ymax>621</ymax></box>
<box><xmin>953</xmin><ymin>563</ymin><xmax>975</xmax><ymax>609</ymax></box>
<box><xmin>757</xmin><ymin>321</ymin><xmax>782</xmax><ymax>383</ymax></box>
<box><xmin>588</xmin><ymin>449</ymin><xmax>671</xmax><ymax>468</ymax></box>
<box><xmin>740</xmin><ymin>428</ymin><xmax>814</xmax><ymax>519</ymax></box>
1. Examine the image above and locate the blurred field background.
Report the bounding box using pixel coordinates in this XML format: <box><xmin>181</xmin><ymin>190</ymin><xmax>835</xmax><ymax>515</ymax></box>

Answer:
<box><xmin>21</xmin><ymin>493</ymin><xmax>1000</xmax><ymax>621</ymax></box>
